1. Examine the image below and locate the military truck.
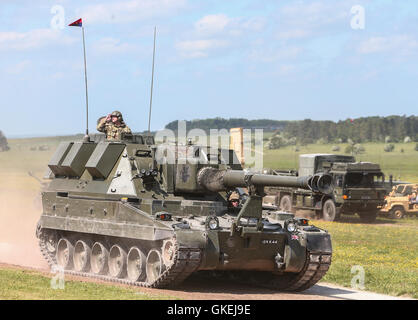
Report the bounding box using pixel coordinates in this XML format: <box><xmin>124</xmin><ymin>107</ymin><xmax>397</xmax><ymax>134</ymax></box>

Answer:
<box><xmin>36</xmin><ymin>133</ymin><xmax>333</xmax><ymax>291</ymax></box>
<box><xmin>0</xmin><ymin>130</ymin><xmax>10</xmax><ymax>152</ymax></box>
<box><xmin>380</xmin><ymin>183</ymin><xmax>418</xmax><ymax>219</ymax></box>
<box><xmin>264</xmin><ymin>154</ymin><xmax>386</xmax><ymax>222</ymax></box>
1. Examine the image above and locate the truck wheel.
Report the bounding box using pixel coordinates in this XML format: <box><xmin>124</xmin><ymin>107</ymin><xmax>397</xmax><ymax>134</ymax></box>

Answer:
<box><xmin>280</xmin><ymin>195</ymin><xmax>292</xmax><ymax>212</ymax></box>
<box><xmin>322</xmin><ymin>199</ymin><xmax>339</xmax><ymax>221</ymax></box>
<box><xmin>389</xmin><ymin>207</ymin><xmax>405</xmax><ymax>219</ymax></box>
<box><xmin>358</xmin><ymin>212</ymin><xmax>377</xmax><ymax>223</ymax></box>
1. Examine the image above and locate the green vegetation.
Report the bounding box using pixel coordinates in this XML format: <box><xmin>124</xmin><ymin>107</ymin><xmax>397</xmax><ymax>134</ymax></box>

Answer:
<box><xmin>384</xmin><ymin>143</ymin><xmax>395</xmax><ymax>152</ymax></box>
<box><xmin>267</xmin><ymin>132</ymin><xmax>297</xmax><ymax>149</ymax></box>
<box><xmin>0</xmin><ymin>267</ymin><xmax>175</xmax><ymax>300</ymax></box>
<box><xmin>166</xmin><ymin>115</ymin><xmax>418</xmax><ymax>144</ymax></box>
<box><xmin>165</xmin><ymin>118</ymin><xmax>287</xmax><ymax>132</ymax></box>
<box><xmin>314</xmin><ymin>218</ymin><xmax>418</xmax><ymax>298</ymax></box>
<box><xmin>345</xmin><ymin>143</ymin><xmax>365</xmax><ymax>155</ymax></box>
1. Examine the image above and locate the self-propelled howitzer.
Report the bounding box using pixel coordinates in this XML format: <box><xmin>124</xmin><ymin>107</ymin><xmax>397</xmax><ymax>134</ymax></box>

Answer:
<box><xmin>36</xmin><ymin>134</ymin><xmax>332</xmax><ymax>291</ymax></box>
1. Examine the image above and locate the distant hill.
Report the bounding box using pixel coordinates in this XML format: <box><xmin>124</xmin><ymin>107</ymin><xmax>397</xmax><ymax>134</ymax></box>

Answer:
<box><xmin>165</xmin><ymin>116</ymin><xmax>418</xmax><ymax>143</ymax></box>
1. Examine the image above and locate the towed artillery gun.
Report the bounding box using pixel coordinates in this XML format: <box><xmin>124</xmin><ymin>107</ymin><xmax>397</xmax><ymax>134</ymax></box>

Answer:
<box><xmin>36</xmin><ymin>133</ymin><xmax>332</xmax><ymax>290</ymax></box>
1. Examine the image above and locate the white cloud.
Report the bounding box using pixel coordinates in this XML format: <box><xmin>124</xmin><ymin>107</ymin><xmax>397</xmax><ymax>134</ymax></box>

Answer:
<box><xmin>276</xmin><ymin>1</ymin><xmax>353</xmax><ymax>39</ymax></box>
<box><xmin>249</xmin><ymin>46</ymin><xmax>302</xmax><ymax>62</ymax></box>
<box><xmin>79</xmin><ymin>0</ymin><xmax>186</xmax><ymax>24</ymax></box>
<box><xmin>358</xmin><ymin>35</ymin><xmax>418</xmax><ymax>55</ymax></box>
<box><xmin>5</xmin><ymin>60</ymin><xmax>30</xmax><ymax>74</ymax></box>
<box><xmin>176</xmin><ymin>39</ymin><xmax>228</xmax><ymax>58</ymax></box>
<box><xmin>277</xmin><ymin>64</ymin><xmax>296</xmax><ymax>75</ymax></box>
<box><xmin>280</xmin><ymin>1</ymin><xmax>350</xmax><ymax>26</ymax></box>
<box><xmin>194</xmin><ymin>14</ymin><xmax>265</xmax><ymax>36</ymax></box>
<box><xmin>176</xmin><ymin>13</ymin><xmax>265</xmax><ymax>58</ymax></box>
<box><xmin>276</xmin><ymin>29</ymin><xmax>311</xmax><ymax>40</ymax></box>
<box><xmin>0</xmin><ymin>29</ymin><xmax>76</xmax><ymax>51</ymax></box>
<box><xmin>92</xmin><ymin>37</ymin><xmax>139</xmax><ymax>55</ymax></box>
<box><xmin>195</xmin><ymin>14</ymin><xmax>230</xmax><ymax>35</ymax></box>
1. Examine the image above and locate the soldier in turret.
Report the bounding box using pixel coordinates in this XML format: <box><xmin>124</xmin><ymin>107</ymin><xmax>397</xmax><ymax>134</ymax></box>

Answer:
<box><xmin>97</xmin><ymin>110</ymin><xmax>132</xmax><ymax>140</ymax></box>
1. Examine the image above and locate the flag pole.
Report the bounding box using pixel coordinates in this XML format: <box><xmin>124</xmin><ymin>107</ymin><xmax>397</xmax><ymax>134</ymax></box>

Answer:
<box><xmin>148</xmin><ymin>26</ymin><xmax>157</xmax><ymax>134</ymax></box>
<box><xmin>81</xmin><ymin>26</ymin><xmax>90</xmax><ymax>141</ymax></box>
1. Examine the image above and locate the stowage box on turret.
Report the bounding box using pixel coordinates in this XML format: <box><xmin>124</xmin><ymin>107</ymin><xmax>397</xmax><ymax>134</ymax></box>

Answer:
<box><xmin>36</xmin><ymin>133</ymin><xmax>332</xmax><ymax>291</ymax></box>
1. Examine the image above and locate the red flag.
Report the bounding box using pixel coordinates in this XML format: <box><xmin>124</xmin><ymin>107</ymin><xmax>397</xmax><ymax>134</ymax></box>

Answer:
<box><xmin>69</xmin><ymin>18</ymin><xmax>82</xmax><ymax>27</ymax></box>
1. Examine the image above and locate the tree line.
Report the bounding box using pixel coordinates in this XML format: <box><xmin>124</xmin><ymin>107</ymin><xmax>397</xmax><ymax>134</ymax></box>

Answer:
<box><xmin>165</xmin><ymin>118</ymin><xmax>288</xmax><ymax>132</ymax></box>
<box><xmin>165</xmin><ymin>116</ymin><xmax>418</xmax><ymax>144</ymax></box>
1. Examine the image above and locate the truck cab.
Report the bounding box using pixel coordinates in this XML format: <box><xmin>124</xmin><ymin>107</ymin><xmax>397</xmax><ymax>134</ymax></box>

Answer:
<box><xmin>329</xmin><ymin>160</ymin><xmax>386</xmax><ymax>220</ymax></box>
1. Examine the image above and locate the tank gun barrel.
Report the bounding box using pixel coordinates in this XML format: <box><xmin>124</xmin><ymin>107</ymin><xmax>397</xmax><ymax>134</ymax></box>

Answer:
<box><xmin>197</xmin><ymin>168</ymin><xmax>333</xmax><ymax>194</ymax></box>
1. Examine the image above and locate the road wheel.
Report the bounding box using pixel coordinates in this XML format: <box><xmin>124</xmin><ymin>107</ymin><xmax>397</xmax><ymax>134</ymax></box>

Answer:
<box><xmin>161</xmin><ymin>240</ymin><xmax>176</xmax><ymax>268</ymax></box>
<box><xmin>109</xmin><ymin>244</ymin><xmax>127</xmax><ymax>278</ymax></box>
<box><xmin>91</xmin><ymin>242</ymin><xmax>109</xmax><ymax>275</ymax></box>
<box><xmin>56</xmin><ymin>238</ymin><xmax>74</xmax><ymax>270</ymax></box>
<box><xmin>73</xmin><ymin>240</ymin><xmax>91</xmax><ymax>272</ymax></box>
<box><xmin>146</xmin><ymin>249</ymin><xmax>164</xmax><ymax>284</ymax></box>
<box><xmin>358</xmin><ymin>211</ymin><xmax>377</xmax><ymax>223</ymax></box>
<box><xmin>389</xmin><ymin>207</ymin><xmax>405</xmax><ymax>219</ymax></box>
<box><xmin>322</xmin><ymin>199</ymin><xmax>339</xmax><ymax>221</ymax></box>
<box><xmin>127</xmin><ymin>247</ymin><xmax>146</xmax><ymax>282</ymax></box>
<box><xmin>280</xmin><ymin>195</ymin><xmax>292</xmax><ymax>212</ymax></box>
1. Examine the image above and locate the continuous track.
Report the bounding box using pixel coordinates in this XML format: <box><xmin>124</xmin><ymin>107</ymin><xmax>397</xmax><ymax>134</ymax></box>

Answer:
<box><xmin>204</xmin><ymin>251</ymin><xmax>332</xmax><ymax>292</ymax></box>
<box><xmin>38</xmin><ymin>227</ymin><xmax>330</xmax><ymax>291</ymax></box>
<box><xmin>38</xmin><ymin>228</ymin><xmax>202</xmax><ymax>288</ymax></box>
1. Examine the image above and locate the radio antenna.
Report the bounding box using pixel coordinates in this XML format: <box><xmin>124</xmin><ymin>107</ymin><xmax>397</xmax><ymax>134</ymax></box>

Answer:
<box><xmin>148</xmin><ymin>26</ymin><xmax>157</xmax><ymax>133</ymax></box>
<box><xmin>82</xmin><ymin>26</ymin><xmax>90</xmax><ymax>141</ymax></box>
<box><xmin>68</xmin><ymin>18</ymin><xmax>90</xmax><ymax>142</ymax></box>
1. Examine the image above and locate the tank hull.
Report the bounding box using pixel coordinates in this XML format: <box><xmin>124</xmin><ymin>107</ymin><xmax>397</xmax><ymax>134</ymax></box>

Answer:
<box><xmin>37</xmin><ymin>193</ymin><xmax>332</xmax><ymax>289</ymax></box>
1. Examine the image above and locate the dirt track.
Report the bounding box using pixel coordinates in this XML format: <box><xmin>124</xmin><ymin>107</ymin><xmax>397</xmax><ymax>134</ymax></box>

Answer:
<box><xmin>1</xmin><ymin>262</ymin><xmax>410</xmax><ymax>300</ymax></box>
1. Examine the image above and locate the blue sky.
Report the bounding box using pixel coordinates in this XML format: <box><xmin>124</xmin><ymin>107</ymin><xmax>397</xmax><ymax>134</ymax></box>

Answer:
<box><xmin>1</xmin><ymin>0</ymin><xmax>417</xmax><ymax>137</ymax></box>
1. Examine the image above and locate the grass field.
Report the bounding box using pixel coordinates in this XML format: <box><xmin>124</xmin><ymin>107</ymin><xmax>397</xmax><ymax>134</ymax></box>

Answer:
<box><xmin>314</xmin><ymin>217</ymin><xmax>418</xmax><ymax>298</ymax></box>
<box><xmin>0</xmin><ymin>267</ymin><xmax>174</xmax><ymax>300</ymax></box>
<box><xmin>0</xmin><ymin>135</ymin><xmax>417</xmax><ymax>299</ymax></box>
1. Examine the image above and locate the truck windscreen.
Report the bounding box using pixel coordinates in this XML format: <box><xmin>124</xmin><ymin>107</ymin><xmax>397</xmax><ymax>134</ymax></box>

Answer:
<box><xmin>345</xmin><ymin>172</ymin><xmax>384</xmax><ymax>187</ymax></box>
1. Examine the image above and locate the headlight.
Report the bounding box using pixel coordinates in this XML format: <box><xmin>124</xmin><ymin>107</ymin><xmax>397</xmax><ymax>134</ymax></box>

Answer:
<box><xmin>206</xmin><ymin>216</ymin><xmax>219</xmax><ymax>230</ymax></box>
<box><xmin>287</xmin><ymin>222</ymin><xmax>297</xmax><ymax>233</ymax></box>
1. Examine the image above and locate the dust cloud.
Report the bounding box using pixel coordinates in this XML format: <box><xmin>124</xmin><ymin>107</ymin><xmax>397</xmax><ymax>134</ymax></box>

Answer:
<box><xmin>0</xmin><ymin>186</ymin><xmax>48</xmax><ymax>269</ymax></box>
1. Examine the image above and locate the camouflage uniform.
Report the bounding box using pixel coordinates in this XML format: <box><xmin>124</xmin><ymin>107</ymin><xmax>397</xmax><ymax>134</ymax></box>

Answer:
<box><xmin>97</xmin><ymin>111</ymin><xmax>132</xmax><ymax>141</ymax></box>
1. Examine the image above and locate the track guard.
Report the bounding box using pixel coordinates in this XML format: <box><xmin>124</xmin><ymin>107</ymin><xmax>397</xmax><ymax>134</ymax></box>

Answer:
<box><xmin>306</xmin><ymin>233</ymin><xmax>332</xmax><ymax>254</ymax></box>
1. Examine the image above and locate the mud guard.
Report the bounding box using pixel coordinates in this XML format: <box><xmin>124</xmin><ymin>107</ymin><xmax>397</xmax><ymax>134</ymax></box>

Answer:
<box><xmin>284</xmin><ymin>237</ymin><xmax>307</xmax><ymax>273</ymax></box>
<box><xmin>175</xmin><ymin>230</ymin><xmax>208</xmax><ymax>249</ymax></box>
<box><xmin>284</xmin><ymin>233</ymin><xmax>332</xmax><ymax>273</ymax></box>
<box><xmin>306</xmin><ymin>233</ymin><xmax>332</xmax><ymax>254</ymax></box>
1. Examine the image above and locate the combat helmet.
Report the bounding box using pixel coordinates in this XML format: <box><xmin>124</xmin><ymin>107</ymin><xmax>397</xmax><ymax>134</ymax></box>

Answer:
<box><xmin>111</xmin><ymin>110</ymin><xmax>123</xmax><ymax>122</ymax></box>
<box><xmin>111</xmin><ymin>110</ymin><xmax>129</xmax><ymax>127</ymax></box>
